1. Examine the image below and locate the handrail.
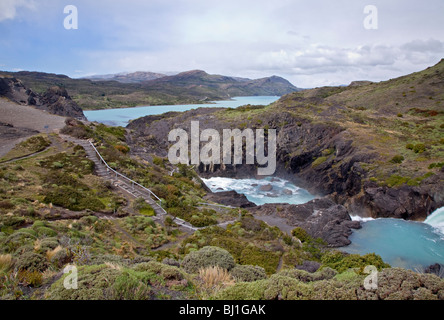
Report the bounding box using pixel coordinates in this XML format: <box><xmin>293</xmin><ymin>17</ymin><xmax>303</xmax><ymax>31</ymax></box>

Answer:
<box><xmin>87</xmin><ymin>140</ymin><xmax>166</xmax><ymax>213</ymax></box>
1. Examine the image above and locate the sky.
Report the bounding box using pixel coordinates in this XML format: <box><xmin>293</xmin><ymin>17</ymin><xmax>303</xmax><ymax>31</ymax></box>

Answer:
<box><xmin>0</xmin><ymin>0</ymin><xmax>444</xmax><ymax>88</ymax></box>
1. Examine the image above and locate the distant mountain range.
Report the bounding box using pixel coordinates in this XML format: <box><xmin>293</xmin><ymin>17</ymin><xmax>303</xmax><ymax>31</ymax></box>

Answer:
<box><xmin>0</xmin><ymin>70</ymin><xmax>300</xmax><ymax>110</ymax></box>
<box><xmin>86</xmin><ymin>71</ymin><xmax>168</xmax><ymax>83</ymax></box>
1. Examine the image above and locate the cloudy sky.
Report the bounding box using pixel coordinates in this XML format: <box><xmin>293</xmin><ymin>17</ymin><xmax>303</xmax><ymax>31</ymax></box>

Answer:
<box><xmin>1</xmin><ymin>0</ymin><xmax>443</xmax><ymax>87</ymax></box>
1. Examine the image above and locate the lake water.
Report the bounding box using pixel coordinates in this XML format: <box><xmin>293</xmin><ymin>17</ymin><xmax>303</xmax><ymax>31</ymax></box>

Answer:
<box><xmin>202</xmin><ymin>176</ymin><xmax>316</xmax><ymax>206</ymax></box>
<box><xmin>84</xmin><ymin>96</ymin><xmax>280</xmax><ymax>127</ymax></box>
<box><xmin>342</xmin><ymin>208</ymin><xmax>444</xmax><ymax>270</ymax></box>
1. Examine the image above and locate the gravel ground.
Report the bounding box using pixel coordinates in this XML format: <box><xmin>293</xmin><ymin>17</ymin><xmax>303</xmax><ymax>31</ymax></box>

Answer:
<box><xmin>0</xmin><ymin>98</ymin><xmax>67</xmax><ymax>157</ymax></box>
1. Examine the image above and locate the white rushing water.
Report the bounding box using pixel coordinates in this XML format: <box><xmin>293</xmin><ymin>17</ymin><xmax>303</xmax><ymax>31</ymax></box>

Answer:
<box><xmin>201</xmin><ymin>176</ymin><xmax>315</xmax><ymax>206</ymax></box>
<box><xmin>424</xmin><ymin>207</ymin><xmax>444</xmax><ymax>236</ymax></box>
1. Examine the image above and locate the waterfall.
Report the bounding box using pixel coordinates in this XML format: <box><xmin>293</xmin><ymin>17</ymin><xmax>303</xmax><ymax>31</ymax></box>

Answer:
<box><xmin>424</xmin><ymin>207</ymin><xmax>444</xmax><ymax>236</ymax></box>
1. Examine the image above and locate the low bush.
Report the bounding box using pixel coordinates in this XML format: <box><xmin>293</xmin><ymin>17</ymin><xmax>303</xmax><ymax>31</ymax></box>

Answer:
<box><xmin>239</xmin><ymin>246</ymin><xmax>280</xmax><ymax>275</ymax></box>
<box><xmin>321</xmin><ymin>251</ymin><xmax>390</xmax><ymax>274</ymax></box>
<box><xmin>230</xmin><ymin>265</ymin><xmax>267</xmax><ymax>282</ymax></box>
<box><xmin>14</xmin><ymin>252</ymin><xmax>48</xmax><ymax>272</ymax></box>
<box><xmin>181</xmin><ymin>246</ymin><xmax>235</xmax><ymax>274</ymax></box>
<box><xmin>390</xmin><ymin>155</ymin><xmax>405</xmax><ymax>164</ymax></box>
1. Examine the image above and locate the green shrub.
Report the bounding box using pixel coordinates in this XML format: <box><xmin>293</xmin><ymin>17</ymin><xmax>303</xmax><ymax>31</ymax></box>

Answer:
<box><xmin>390</xmin><ymin>155</ymin><xmax>405</xmax><ymax>164</ymax></box>
<box><xmin>291</xmin><ymin>227</ymin><xmax>310</xmax><ymax>243</ymax></box>
<box><xmin>278</xmin><ymin>267</ymin><xmax>337</xmax><ymax>282</ymax></box>
<box><xmin>181</xmin><ymin>246</ymin><xmax>235</xmax><ymax>274</ymax></box>
<box><xmin>35</xmin><ymin>227</ymin><xmax>58</xmax><ymax>237</ymax></box>
<box><xmin>312</xmin><ymin>156</ymin><xmax>328</xmax><ymax>168</ymax></box>
<box><xmin>239</xmin><ymin>246</ymin><xmax>280</xmax><ymax>275</ymax></box>
<box><xmin>413</xmin><ymin>143</ymin><xmax>426</xmax><ymax>154</ymax></box>
<box><xmin>133</xmin><ymin>261</ymin><xmax>184</xmax><ymax>281</ymax></box>
<box><xmin>46</xmin><ymin>264</ymin><xmax>123</xmax><ymax>300</ymax></box>
<box><xmin>230</xmin><ymin>265</ymin><xmax>267</xmax><ymax>282</ymax></box>
<box><xmin>321</xmin><ymin>251</ymin><xmax>390</xmax><ymax>273</ymax></box>
<box><xmin>111</xmin><ymin>270</ymin><xmax>152</xmax><ymax>300</ymax></box>
<box><xmin>15</xmin><ymin>252</ymin><xmax>48</xmax><ymax>272</ymax></box>
<box><xmin>406</xmin><ymin>143</ymin><xmax>414</xmax><ymax>150</ymax></box>
<box><xmin>18</xmin><ymin>270</ymin><xmax>43</xmax><ymax>287</ymax></box>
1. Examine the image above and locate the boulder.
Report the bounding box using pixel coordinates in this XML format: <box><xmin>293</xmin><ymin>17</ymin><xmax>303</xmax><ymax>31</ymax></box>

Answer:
<box><xmin>260</xmin><ymin>184</ymin><xmax>273</xmax><ymax>192</ymax></box>
<box><xmin>204</xmin><ymin>190</ymin><xmax>256</xmax><ymax>208</ymax></box>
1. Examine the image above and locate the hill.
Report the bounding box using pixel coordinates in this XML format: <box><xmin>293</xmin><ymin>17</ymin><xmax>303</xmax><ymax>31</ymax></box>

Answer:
<box><xmin>87</xmin><ymin>71</ymin><xmax>167</xmax><ymax>83</ymax></box>
<box><xmin>127</xmin><ymin>59</ymin><xmax>444</xmax><ymax>221</ymax></box>
<box><xmin>0</xmin><ymin>70</ymin><xmax>300</xmax><ymax>110</ymax></box>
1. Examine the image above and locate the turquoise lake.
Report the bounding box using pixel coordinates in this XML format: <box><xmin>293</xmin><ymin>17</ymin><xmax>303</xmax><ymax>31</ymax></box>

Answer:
<box><xmin>342</xmin><ymin>209</ymin><xmax>444</xmax><ymax>270</ymax></box>
<box><xmin>84</xmin><ymin>96</ymin><xmax>280</xmax><ymax>127</ymax></box>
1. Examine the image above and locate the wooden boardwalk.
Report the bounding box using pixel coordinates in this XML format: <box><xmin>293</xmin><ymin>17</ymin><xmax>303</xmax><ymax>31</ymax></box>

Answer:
<box><xmin>60</xmin><ymin>135</ymin><xmax>201</xmax><ymax>231</ymax></box>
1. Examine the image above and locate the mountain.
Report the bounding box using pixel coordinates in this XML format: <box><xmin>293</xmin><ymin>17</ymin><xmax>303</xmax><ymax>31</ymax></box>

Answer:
<box><xmin>86</xmin><ymin>71</ymin><xmax>167</xmax><ymax>83</ymax></box>
<box><xmin>0</xmin><ymin>70</ymin><xmax>300</xmax><ymax>110</ymax></box>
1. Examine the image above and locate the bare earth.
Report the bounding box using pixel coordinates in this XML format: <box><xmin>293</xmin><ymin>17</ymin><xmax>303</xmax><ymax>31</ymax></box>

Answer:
<box><xmin>0</xmin><ymin>98</ymin><xmax>67</xmax><ymax>157</ymax></box>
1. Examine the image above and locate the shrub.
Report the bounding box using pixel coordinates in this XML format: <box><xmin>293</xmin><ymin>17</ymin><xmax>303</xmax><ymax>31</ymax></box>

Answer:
<box><xmin>46</xmin><ymin>264</ymin><xmax>123</xmax><ymax>300</ymax></box>
<box><xmin>278</xmin><ymin>267</ymin><xmax>337</xmax><ymax>282</ymax></box>
<box><xmin>0</xmin><ymin>200</ymin><xmax>14</xmax><ymax>210</ymax></box>
<box><xmin>49</xmin><ymin>248</ymin><xmax>71</xmax><ymax>268</ymax></box>
<box><xmin>312</xmin><ymin>156</ymin><xmax>328</xmax><ymax>168</ymax></box>
<box><xmin>291</xmin><ymin>227</ymin><xmax>310</xmax><ymax>243</ymax></box>
<box><xmin>239</xmin><ymin>246</ymin><xmax>280</xmax><ymax>275</ymax></box>
<box><xmin>406</xmin><ymin>143</ymin><xmax>414</xmax><ymax>150</ymax></box>
<box><xmin>390</xmin><ymin>155</ymin><xmax>405</xmax><ymax>164</ymax></box>
<box><xmin>133</xmin><ymin>261</ymin><xmax>184</xmax><ymax>281</ymax></box>
<box><xmin>18</xmin><ymin>270</ymin><xmax>43</xmax><ymax>287</ymax></box>
<box><xmin>15</xmin><ymin>252</ymin><xmax>48</xmax><ymax>272</ymax></box>
<box><xmin>230</xmin><ymin>265</ymin><xmax>267</xmax><ymax>282</ymax></box>
<box><xmin>111</xmin><ymin>270</ymin><xmax>152</xmax><ymax>300</ymax></box>
<box><xmin>321</xmin><ymin>251</ymin><xmax>390</xmax><ymax>274</ymax></box>
<box><xmin>413</xmin><ymin>143</ymin><xmax>426</xmax><ymax>154</ymax></box>
<box><xmin>114</xmin><ymin>145</ymin><xmax>130</xmax><ymax>154</ymax></box>
<box><xmin>199</xmin><ymin>266</ymin><xmax>234</xmax><ymax>290</ymax></box>
<box><xmin>0</xmin><ymin>254</ymin><xmax>13</xmax><ymax>274</ymax></box>
<box><xmin>35</xmin><ymin>227</ymin><xmax>58</xmax><ymax>237</ymax></box>
<box><xmin>181</xmin><ymin>246</ymin><xmax>235</xmax><ymax>274</ymax></box>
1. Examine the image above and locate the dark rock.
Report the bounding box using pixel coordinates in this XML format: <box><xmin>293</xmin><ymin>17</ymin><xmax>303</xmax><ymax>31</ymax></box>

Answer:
<box><xmin>266</xmin><ymin>193</ymin><xmax>279</xmax><ymax>198</ymax></box>
<box><xmin>0</xmin><ymin>77</ymin><xmax>86</xmax><ymax>120</ymax></box>
<box><xmin>295</xmin><ymin>260</ymin><xmax>321</xmax><ymax>273</ymax></box>
<box><xmin>260</xmin><ymin>184</ymin><xmax>273</xmax><ymax>192</ymax></box>
<box><xmin>250</xmin><ymin>197</ymin><xmax>360</xmax><ymax>247</ymax></box>
<box><xmin>204</xmin><ymin>190</ymin><xmax>256</xmax><ymax>208</ymax></box>
<box><xmin>282</xmin><ymin>189</ymin><xmax>293</xmax><ymax>195</ymax></box>
<box><xmin>424</xmin><ymin>263</ymin><xmax>444</xmax><ymax>278</ymax></box>
<box><xmin>40</xmin><ymin>86</ymin><xmax>86</xmax><ymax>120</ymax></box>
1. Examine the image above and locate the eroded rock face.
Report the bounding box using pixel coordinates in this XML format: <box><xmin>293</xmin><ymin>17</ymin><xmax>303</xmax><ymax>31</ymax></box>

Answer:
<box><xmin>126</xmin><ymin>100</ymin><xmax>444</xmax><ymax>222</ymax></box>
<box><xmin>250</xmin><ymin>197</ymin><xmax>361</xmax><ymax>247</ymax></box>
<box><xmin>0</xmin><ymin>77</ymin><xmax>85</xmax><ymax>120</ymax></box>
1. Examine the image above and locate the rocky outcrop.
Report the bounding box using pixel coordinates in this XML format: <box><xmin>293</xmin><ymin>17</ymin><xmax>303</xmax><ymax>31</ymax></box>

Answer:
<box><xmin>204</xmin><ymin>190</ymin><xmax>256</xmax><ymax>208</ymax></box>
<box><xmin>249</xmin><ymin>197</ymin><xmax>361</xmax><ymax>247</ymax></box>
<box><xmin>0</xmin><ymin>76</ymin><xmax>85</xmax><ymax>120</ymax></box>
<box><xmin>40</xmin><ymin>86</ymin><xmax>85</xmax><ymax>119</ymax></box>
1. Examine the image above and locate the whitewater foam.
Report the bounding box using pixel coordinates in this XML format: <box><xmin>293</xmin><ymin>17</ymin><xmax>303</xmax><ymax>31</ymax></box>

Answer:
<box><xmin>425</xmin><ymin>207</ymin><xmax>444</xmax><ymax>239</ymax></box>
<box><xmin>350</xmin><ymin>215</ymin><xmax>376</xmax><ymax>222</ymax></box>
<box><xmin>201</xmin><ymin>176</ymin><xmax>315</xmax><ymax>206</ymax></box>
